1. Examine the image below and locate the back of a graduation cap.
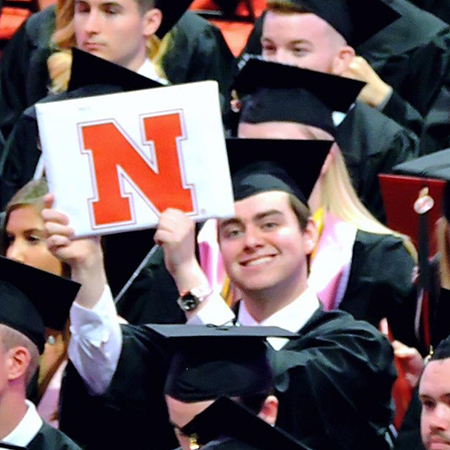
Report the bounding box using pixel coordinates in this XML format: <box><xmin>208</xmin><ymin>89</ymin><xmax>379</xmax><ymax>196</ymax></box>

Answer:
<box><xmin>68</xmin><ymin>48</ymin><xmax>164</xmax><ymax>93</ymax></box>
<box><xmin>234</xmin><ymin>57</ymin><xmax>364</xmax><ymax>112</ymax></box>
<box><xmin>181</xmin><ymin>396</ymin><xmax>311</xmax><ymax>450</ymax></box>
<box><xmin>226</xmin><ymin>138</ymin><xmax>332</xmax><ymax>204</ymax></box>
<box><xmin>281</xmin><ymin>0</ymin><xmax>400</xmax><ymax>47</ymax></box>
<box><xmin>234</xmin><ymin>58</ymin><xmax>364</xmax><ymax>135</ymax></box>
<box><xmin>0</xmin><ymin>256</ymin><xmax>80</xmax><ymax>353</ymax></box>
<box><xmin>145</xmin><ymin>324</ymin><xmax>296</xmax><ymax>402</ymax></box>
<box><xmin>393</xmin><ymin>149</ymin><xmax>450</xmax><ymax>221</ymax></box>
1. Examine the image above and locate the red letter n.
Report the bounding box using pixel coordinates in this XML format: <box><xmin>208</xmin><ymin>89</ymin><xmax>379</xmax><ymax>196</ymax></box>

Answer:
<box><xmin>80</xmin><ymin>112</ymin><xmax>194</xmax><ymax>227</ymax></box>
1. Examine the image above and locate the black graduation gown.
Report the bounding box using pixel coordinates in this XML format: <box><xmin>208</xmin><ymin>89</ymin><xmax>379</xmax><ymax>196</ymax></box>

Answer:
<box><xmin>0</xmin><ymin>6</ymin><xmax>54</xmax><ymax>147</ymax></box>
<box><xmin>270</xmin><ymin>308</ymin><xmax>396</xmax><ymax>450</ymax></box>
<box><xmin>336</xmin><ymin>101</ymin><xmax>419</xmax><ymax>222</ymax></box>
<box><xmin>60</xmin><ymin>309</ymin><xmax>395</xmax><ymax>450</ymax></box>
<box><xmin>337</xmin><ymin>230</ymin><xmax>418</xmax><ymax>348</ymax></box>
<box><xmin>407</xmin><ymin>0</ymin><xmax>450</xmax><ymax>25</ymax></box>
<box><xmin>27</xmin><ymin>422</ymin><xmax>82</xmax><ymax>450</ymax></box>
<box><xmin>356</xmin><ymin>0</ymin><xmax>449</xmax><ymax>139</ymax></box>
<box><xmin>59</xmin><ymin>326</ymin><xmax>178</xmax><ymax>450</ymax></box>
<box><xmin>357</xmin><ymin>0</ymin><xmax>450</xmax><ymax>155</ymax></box>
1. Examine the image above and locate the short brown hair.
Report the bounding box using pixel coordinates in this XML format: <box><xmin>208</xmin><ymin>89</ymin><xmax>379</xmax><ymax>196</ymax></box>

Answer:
<box><xmin>288</xmin><ymin>194</ymin><xmax>311</xmax><ymax>231</ymax></box>
<box><xmin>267</xmin><ymin>0</ymin><xmax>312</xmax><ymax>14</ymax></box>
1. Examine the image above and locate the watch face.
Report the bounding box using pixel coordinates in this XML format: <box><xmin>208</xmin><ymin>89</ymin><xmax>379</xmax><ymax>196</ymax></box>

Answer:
<box><xmin>181</xmin><ymin>293</ymin><xmax>199</xmax><ymax>311</ymax></box>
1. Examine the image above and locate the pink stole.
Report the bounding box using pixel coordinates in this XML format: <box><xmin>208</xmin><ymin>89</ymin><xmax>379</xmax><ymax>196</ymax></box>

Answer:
<box><xmin>197</xmin><ymin>219</ymin><xmax>226</xmax><ymax>292</ymax></box>
<box><xmin>309</xmin><ymin>214</ymin><xmax>357</xmax><ymax>311</ymax></box>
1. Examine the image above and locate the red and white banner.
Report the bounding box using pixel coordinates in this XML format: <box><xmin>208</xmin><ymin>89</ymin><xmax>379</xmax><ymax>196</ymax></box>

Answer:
<box><xmin>36</xmin><ymin>81</ymin><xmax>234</xmax><ymax>237</ymax></box>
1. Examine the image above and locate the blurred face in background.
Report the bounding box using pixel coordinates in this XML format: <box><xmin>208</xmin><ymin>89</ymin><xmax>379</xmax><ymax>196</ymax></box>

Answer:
<box><xmin>261</xmin><ymin>10</ymin><xmax>354</xmax><ymax>75</ymax></box>
<box><xmin>74</xmin><ymin>0</ymin><xmax>161</xmax><ymax>71</ymax></box>
<box><xmin>5</xmin><ymin>205</ymin><xmax>63</xmax><ymax>276</ymax></box>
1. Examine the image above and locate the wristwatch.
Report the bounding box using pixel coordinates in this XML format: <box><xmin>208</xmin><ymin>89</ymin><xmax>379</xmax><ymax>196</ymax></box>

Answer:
<box><xmin>177</xmin><ymin>286</ymin><xmax>212</xmax><ymax>312</ymax></box>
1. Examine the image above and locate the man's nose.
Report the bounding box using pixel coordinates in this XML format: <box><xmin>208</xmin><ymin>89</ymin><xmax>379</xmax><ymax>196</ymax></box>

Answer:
<box><xmin>85</xmin><ymin>10</ymin><xmax>101</xmax><ymax>33</ymax></box>
<box><xmin>243</xmin><ymin>226</ymin><xmax>264</xmax><ymax>249</ymax></box>
<box><xmin>266</xmin><ymin>48</ymin><xmax>289</xmax><ymax>64</ymax></box>
<box><xmin>430</xmin><ymin>404</ymin><xmax>450</xmax><ymax>431</ymax></box>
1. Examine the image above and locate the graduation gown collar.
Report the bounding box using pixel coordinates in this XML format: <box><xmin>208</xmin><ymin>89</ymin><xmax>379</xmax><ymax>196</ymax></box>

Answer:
<box><xmin>2</xmin><ymin>400</ymin><xmax>42</xmax><ymax>447</ymax></box>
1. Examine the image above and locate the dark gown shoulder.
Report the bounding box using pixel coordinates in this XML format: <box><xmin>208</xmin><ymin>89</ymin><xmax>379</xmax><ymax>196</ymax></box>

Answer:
<box><xmin>272</xmin><ymin>308</ymin><xmax>396</xmax><ymax>450</ymax></box>
<box><xmin>27</xmin><ymin>422</ymin><xmax>82</xmax><ymax>450</ymax></box>
<box><xmin>163</xmin><ymin>11</ymin><xmax>236</xmax><ymax>100</ymax></box>
<box><xmin>339</xmin><ymin>229</ymin><xmax>417</xmax><ymax>346</ymax></box>
<box><xmin>0</xmin><ymin>7</ymin><xmax>54</xmax><ymax>144</ymax></box>
<box><xmin>59</xmin><ymin>325</ymin><xmax>177</xmax><ymax>450</ymax></box>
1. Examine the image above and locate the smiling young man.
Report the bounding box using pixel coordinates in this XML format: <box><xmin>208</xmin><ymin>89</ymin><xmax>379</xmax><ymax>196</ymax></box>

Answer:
<box><xmin>43</xmin><ymin>138</ymin><xmax>397</xmax><ymax>450</ymax></box>
<box><xmin>216</xmin><ymin>190</ymin><xmax>313</xmax><ymax>321</ymax></box>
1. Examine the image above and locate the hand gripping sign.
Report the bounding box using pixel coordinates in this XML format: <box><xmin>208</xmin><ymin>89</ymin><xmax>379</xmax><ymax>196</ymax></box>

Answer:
<box><xmin>36</xmin><ymin>81</ymin><xmax>234</xmax><ymax>237</ymax></box>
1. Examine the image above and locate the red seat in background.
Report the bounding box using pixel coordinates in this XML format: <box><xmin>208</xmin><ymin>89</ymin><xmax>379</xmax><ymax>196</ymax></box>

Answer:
<box><xmin>379</xmin><ymin>173</ymin><xmax>446</xmax><ymax>256</ymax></box>
<box><xmin>190</xmin><ymin>0</ymin><xmax>266</xmax><ymax>56</ymax></box>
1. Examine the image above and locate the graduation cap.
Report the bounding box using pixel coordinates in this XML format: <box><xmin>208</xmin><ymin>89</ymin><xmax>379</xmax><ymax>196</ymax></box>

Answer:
<box><xmin>155</xmin><ymin>0</ymin><xmax>195</xmax><ymax>39</ymax></box>
<box><xmin>234</xmin><ymin>58</ymin><xmax>364</xmax><ymax>136</ymax></box>
<box><xmin>393</xmin><ymin>149</ymin><xmax>450</xmax><ymax>222</ymax></box>
<box><xmin>284</xmin><ymin>0</ymin><xmax>400</xmax><ymax>47</ymax></box>
<box><xmin>68</xmin><ymin>48</ymin><xmax>164</xmax><ymax>92</ymax></box>
<box><xmin>226</xmin><ymin>138</ymin><xmax>332</xmax><ymax>203</ymax></box>
<box><xmin>181</xmin><ymin>396</ymin><xmax>309</xmax><ymax>450</ymax></box>
<box><xmin>234</xmin><ymin>57</ymin><xmax>364</xmax><ymax>112</ymax></box>
<box><xmin>145</xmin><ymin>324</ymin><xmax>296</xmax><ymax>402</ymax></box>
<box><xmin>0</xmin><ymin>256</ymin><xmax>80</xmax><ymax>353</ymax></box>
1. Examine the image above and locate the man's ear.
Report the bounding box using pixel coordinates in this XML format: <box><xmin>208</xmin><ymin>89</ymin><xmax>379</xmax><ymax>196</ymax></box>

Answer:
<box><xmin>303</xmin><ymin>219</ymin><xmax>318</xmax><ymax>255</ymax></box>
<box><xmin>143</xmin><ymin>8</ymin><xmax>163</xmax><ymax>38</ymax></box>
<box><xmin>331</xmin><ymin>45</ymin><xmax>355</xmax><ymax>76</ymax></box>
<box><xmin>257</xmin><ymin>395</ymin><xmax>279</xmax><ymax>426</ymax></box>
<box><xmin>6</xmin><ymin>347</ymin><xmax>30</xmax><ymax>382</ymax></box>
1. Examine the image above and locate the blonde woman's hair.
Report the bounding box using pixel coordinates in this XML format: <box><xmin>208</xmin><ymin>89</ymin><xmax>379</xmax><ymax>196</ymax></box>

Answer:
<box><xmin>48</xmin><ymin>0</ymin><xmax>173</xmax><ymax>92</ymax></box>
<box><xmin>436</xmin><ymin>217</ymin><xmax>450</xmax><ymax>288</ymax></box>
<box><xmin>300</xmin><ymin>126</ymin><xmax>418</xmax><ymax>259</ymax></box>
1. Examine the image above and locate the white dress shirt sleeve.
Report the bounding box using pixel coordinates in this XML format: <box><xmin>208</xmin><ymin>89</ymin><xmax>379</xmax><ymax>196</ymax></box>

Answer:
<box><xmin>187</xmin><ymin>292</ymin><xmax>236</xmax><ymax>325</ymax></box>
<box><xmin>68</xmin><ymin>285</ymin><xmax>122</xmax><ymax>395</ymax></box>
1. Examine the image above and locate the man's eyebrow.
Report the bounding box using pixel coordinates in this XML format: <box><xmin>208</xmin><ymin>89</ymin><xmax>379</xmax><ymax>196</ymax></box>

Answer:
<box><xmin>253</xmin><ymin>210</ymin><xmax>284</xmax><ymax>221</ymax></box>
<box><xmin>101</xmin><ymin>2</ymin><xmax>123</xmax><ymax>7</ymax></box>
<box><xmin>219</xmin><ymin>218</ymin><xmax>242</xmax><ymax>229</ymax></box>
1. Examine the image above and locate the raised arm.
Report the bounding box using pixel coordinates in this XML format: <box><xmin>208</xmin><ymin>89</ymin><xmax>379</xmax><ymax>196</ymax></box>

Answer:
<box><xmin>155</xmin><ymin>208</ymin><xmax>234</xmax><ymax>324</ymax></box>
<box><xmin>42</xmin><ymin>194</ymin><xmax>122</xmax><ymax>394</ymax></box>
